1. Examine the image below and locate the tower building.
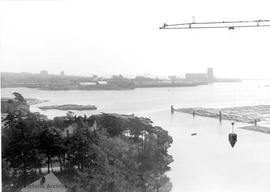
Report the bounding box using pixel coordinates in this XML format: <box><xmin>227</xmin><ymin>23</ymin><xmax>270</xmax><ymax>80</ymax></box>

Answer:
<box><xmin>207</xmin><ymin>68</ymin><xmax>214</xmax><ymax>82</ymax></box>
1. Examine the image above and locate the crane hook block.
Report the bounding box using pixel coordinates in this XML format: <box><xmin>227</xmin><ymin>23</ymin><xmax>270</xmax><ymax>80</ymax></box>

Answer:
<box><xmin>228</xmin><ymin>133</ymin><xmax>237</xmax><ymax>148</ymax></box>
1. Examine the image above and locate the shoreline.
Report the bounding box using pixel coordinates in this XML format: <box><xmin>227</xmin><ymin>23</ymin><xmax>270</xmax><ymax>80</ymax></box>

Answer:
<box><xmin>38</xmin><ymin>104</ymin><xmax>97</xmax><ymax>111</ymax></box>
<box><xmin>1</xmin><ymin>82</ymin><xmax>202</xmax><ymax>91</ymax></box>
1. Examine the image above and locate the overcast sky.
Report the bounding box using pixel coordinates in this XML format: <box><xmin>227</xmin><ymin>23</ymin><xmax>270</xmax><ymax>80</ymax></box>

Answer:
<box><xmin>0</xmin><ymin>0</ymin><xmax>270</xmax><ymax>79</ymax></box>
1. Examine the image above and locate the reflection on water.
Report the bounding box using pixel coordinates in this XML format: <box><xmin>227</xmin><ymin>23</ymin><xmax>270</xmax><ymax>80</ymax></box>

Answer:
<box><xmin>2</xmin><ymin>80</ymin><xmax>270</xmax><ymax>192</ymax></box>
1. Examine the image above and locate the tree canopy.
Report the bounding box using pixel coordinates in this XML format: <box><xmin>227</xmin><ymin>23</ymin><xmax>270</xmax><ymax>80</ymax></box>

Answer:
<box><xmin>2</xmin><ymin>96</ymin><xmax>173</xmax><ymax>192</ymax></box>
<box><xmin>12</xmin><ymin>92</ymin><xmax>26</xmax><ymax>103</ymax></box>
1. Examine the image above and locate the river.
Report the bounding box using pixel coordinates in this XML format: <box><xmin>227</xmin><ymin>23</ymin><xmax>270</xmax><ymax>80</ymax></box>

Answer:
<box><xmin>2</xmin><ymin>80</ymin><xmax>270</xmax><ymax>192</ymax></box>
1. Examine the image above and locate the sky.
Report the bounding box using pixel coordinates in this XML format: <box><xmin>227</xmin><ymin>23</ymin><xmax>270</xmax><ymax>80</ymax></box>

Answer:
<box><xmin>0</xmin><ymin>0</ymin><xmax>270</xmax><ymax>79</ymax></box>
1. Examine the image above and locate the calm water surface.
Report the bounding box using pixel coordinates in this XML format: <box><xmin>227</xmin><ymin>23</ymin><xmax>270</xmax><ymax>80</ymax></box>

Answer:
<box><xmin>2</xmin><ymin>80</ymin><xmax>270</xmax><ymax>192</ymax></box>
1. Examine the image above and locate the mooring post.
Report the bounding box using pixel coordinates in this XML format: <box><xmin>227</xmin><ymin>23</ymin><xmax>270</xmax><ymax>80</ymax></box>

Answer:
<box><xmin>219</xmin><ymin>111</ymin><xmax>222</xmax><ymax>123</ymax></box>
<box><xmin>171</xmin><ymin>105</ymin><xmax>174</xmax><ymax>114</ymax></box>
<box><xmin>254</xmin><ymin>119</ymin><xmax>257</xmax><ymax>126</ymax></box>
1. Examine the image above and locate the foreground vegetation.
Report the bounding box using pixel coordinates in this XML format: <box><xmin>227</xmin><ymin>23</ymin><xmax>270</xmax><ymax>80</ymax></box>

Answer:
<box><xmin>2</xmin><ymin>108</ymin><xmax>173</xmax><ymax>191</ymax></box>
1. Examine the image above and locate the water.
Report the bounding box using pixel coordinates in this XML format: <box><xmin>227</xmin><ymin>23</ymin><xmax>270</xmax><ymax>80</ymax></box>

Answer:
<box><xmin>2</xmin><ymin>80</ymin><xmax>270</xmax><ymax>192</ymax></box>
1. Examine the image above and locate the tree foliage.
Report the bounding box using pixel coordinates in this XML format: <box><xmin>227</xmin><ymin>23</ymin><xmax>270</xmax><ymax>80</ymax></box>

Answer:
<box><xmin>12</xmin><ymin>92</ymin><xmax>26</xmax><ymax>103</ymax></box>
<box><xmin>2</xmin><ymin>94</ymin><xmax>173</xmax><ymax>192</ymax></box>
<box><xmin>74</xmin><ymin>114</ymin><xmax>173</xmax><ymax>192</ymax></box>
<box><xmin>2</xmin><ymin>113</ymin><xmax>44</xmax><ymax>186</ymax></box>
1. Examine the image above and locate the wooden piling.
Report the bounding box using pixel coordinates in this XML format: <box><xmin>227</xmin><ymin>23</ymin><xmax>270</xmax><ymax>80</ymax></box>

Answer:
<box><xmin>171</xmin><ymin>105</ymin><xmax>174</xmax><ymax>114</ymax></box>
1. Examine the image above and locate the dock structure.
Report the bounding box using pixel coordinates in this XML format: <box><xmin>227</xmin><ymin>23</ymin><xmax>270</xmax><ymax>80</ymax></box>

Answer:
<box><xmin>175</xmin><ymin>105</ymin><xmax>270</xmax><ymax>124</ymax></box>
<box><xmin>239</xmin><ymin>125</ymin><xmax>270</xmax><ymax>134</ymax></box>
<box><xmin>254</xmin><ymin>119</ymin><xmax>257</xmax><ymax>126</ymax></box>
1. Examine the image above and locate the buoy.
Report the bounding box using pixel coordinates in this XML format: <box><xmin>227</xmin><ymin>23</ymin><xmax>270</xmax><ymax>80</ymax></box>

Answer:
<box><xmin>228</xmin><ymin>122</ymin><xmax>237</xmax><ymax>148</ymax></box>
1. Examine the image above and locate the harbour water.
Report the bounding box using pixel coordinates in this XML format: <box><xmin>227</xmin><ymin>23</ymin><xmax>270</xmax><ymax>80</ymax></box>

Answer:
<box><xmin>2</xmin><ymin>80</ymin><xmax>270</xmax><ymax>192</ymax></box>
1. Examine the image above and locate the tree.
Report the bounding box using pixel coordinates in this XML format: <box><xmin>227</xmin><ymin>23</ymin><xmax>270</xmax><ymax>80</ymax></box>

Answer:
<box><xmin>73</xmin><ymin>114</ymin><xmax>173</xmax><ymax>192</ymax></box>
<box><xmin>2</xmin><ymin>113</ymin><xmax>43</xmax><ymax>187</ymax></box>
<box><xmin>66</xmin><ymin>116</ymin><xmax>97</xmax><ymax>171</ymax></box>
<box><xmin>38</xmin><ymin>126</ymin><xmax>65</xmax><ymax>173</ymax></box>
<box><xmin>2</xmin><ymin>159</ymin><xmax>11</xmax><ymax>183</ymax></box>
<box><xmin>2</xmin><ymin>107</ymin><xmax>174</xmax><ymax>192</ymax></box>
<box><xmin>95</xmin><ymin>114</ymin><xmax>126</xmax><ymax>137</ymax></box>
<box><xmin>12</xmin><ymin>92</ymin><xmax>26</xmax><ymax>103</ymax></box>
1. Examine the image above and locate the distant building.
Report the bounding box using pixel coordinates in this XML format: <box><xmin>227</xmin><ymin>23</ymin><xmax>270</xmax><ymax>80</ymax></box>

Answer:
<box><xmin>185</xmin><ymin>73</ymin><xmax>208</xmax><ymax>83</ymax></box>
<box><xmin>134</xmin><ymin>76</ymin><xmax>156</xmax><ymax>84</ymax></box>
<box><xmin>207</xmin><ymin>68</ymin><xmax>215</xmax><ymax>82</ymax></box>
<box><xmin>168</xmin><ymin>76</ymin><xmax>176</xmax><ymax>83</ymax></box>
<box><xmin>160</xmin><ymin>79</ymin><xmax>171</xmax><ymax>83</ymax></box>
<box><xmin>40</xmin><ymin>70</ymin><xmax>48</xmax><ymax>75</ymax></box>
<box><xmin>168</xmin><ymin>76</ymin><xmax>184</xmax><ymax>83</ymax></box>
<box><xmin>97</xmin><ymin>81</ymin><xmax>108</xmax><ymax>85</ymax></box>
<box><xmin>79</xmin><ymin>82</ymin><xmax>97</xmax><ymax>86</ymax></box>
<box><xmin>185</xmin><ymin>68</ymin><xmax>215</xmax><ymax>83</ymax></box>
<box><xmin>56</xmin><ymin>116</ymin><xmax>96</xmax><ymax>137</ymax></box>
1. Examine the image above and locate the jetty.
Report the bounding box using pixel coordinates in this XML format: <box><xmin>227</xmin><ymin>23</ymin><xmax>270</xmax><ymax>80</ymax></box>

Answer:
<box><xmin>176</xmin><ymin>105</ymin><xmax>270</xmax><ymax>134</ymax></box>
<box><xmin>176</xmin><ymin>105</ymin><xmax>270</xmax><ymax>123</ymax></box>
<box><xmin>239</xmin><ymin>125</ymin><xmax>270</xmax><ymax>134</ymax></box>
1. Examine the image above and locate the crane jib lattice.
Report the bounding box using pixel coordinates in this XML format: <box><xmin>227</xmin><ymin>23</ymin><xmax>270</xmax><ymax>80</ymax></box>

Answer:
<box><xmin>160</xmin><ymin>19</ymin><xmax>270</xmax><ymax>30</ymax></box>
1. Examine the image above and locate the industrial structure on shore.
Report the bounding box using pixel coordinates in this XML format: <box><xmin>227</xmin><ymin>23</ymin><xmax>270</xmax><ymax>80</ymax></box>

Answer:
<box><xmin>184</xmin><ymin>67</ymin><xmax>240</xmax><ymax>84</ymax></box>
<box><xmin>185</xmin><ymin>68</ymin><xmax>215</xmax><ymax>83</ymax></box>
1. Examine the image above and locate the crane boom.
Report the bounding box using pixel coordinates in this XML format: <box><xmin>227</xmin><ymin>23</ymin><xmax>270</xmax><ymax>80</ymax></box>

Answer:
<box><xmin>160</xmin><ymin>19</ymin><xmax>270</xmax><ymax>30</ymax></box>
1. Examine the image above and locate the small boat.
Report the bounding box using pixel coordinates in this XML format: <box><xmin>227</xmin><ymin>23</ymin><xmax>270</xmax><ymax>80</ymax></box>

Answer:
<box><xmin>191</xmin><ymin>133</ymin><xmax>197</xmax><ymax>136</ymax></box>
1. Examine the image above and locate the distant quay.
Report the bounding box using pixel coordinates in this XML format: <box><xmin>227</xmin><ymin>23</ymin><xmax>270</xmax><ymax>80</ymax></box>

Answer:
<box><xmin>1</xmin><ymin>82</ymin><xmax>205</xmax><ymax>90</ymax></box>
<box><xmin>39</xmin><ymin>104</ymin><xmax>97</xmax><ymax>111</ymax></box>
<box><xmin>134</xmin><ymin>82</ymin><xmax>206</xmax><ymax>88</ymax></box>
